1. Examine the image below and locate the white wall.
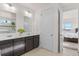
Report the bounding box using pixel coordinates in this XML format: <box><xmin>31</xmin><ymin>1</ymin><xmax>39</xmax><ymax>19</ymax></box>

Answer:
<box><xmin>33</xmin><ymin>10</ymin><xmax>40</xmax><ymax>35</ymax></box>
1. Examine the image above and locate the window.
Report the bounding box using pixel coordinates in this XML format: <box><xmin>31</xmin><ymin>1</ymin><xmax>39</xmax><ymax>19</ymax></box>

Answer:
<box><xmin>64</xmin><ymin>21</ymin><xmax>72</xmax><ymax>30</ymax></box>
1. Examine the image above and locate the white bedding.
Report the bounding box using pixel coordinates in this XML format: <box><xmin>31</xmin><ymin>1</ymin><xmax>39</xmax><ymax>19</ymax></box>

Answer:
<box><xmin>63</xmin><ymin>32</ymin><xmax>78</xmax><ymax>38</ymax></box>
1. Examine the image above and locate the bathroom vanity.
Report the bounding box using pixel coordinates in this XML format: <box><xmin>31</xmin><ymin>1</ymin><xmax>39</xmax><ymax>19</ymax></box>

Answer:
<box><xmin>0</xmin><ymin>35</ymin><xmax>39</xmax><ymax>56</ymax></box>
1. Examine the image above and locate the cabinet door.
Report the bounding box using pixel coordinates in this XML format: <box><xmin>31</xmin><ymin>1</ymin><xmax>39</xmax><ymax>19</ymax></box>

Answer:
<box><xmin>25</xmin><ymin>36</ymin><xmax>33</xmax><ymax>52</ymax></box>
<box><xmin>33</xmin><ymin>35</ymin><xmax>39</xmax><ymax>48</ymax></box>
<box><xmin>0</xmin><ymin>40</ymin><xmax>13</xmax><ymax>56</ymax></box>
<box><xmin>13</xmin><ymin>38</ymin><xmax>25</xmax><ymax>56</ymax></box>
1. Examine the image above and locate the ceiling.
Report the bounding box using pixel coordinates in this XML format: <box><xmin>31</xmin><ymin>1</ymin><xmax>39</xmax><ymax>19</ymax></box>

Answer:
<box><xmin>18</xmin><ymin>3</ymin><xmax>79</xmax><ymax>11</ymax></box>
<box><xmin>19</xmin><ymin>3</ymin><xmax>55</xmax><ymax>11</ymax></box>
<box><xmin>60</xmin><ymin>3</ymin><xmax>79</xmax><ymax>11</ymax></box>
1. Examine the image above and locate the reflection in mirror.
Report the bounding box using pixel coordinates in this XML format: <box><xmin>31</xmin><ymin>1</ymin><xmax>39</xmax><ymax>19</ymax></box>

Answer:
<box><xmin>24</xmin><ymin>16</ymin><xmax>32</xmax><ymax>33</ymax></box>
<box><xmin>0</xmin><ymin>10</ymin><xmax>16</xmax><ymax>33</ymax></box>
<box><xmin>24</xmin><ymin>11</ymin><xmax>32</xmax><ymax>33</ymax></box>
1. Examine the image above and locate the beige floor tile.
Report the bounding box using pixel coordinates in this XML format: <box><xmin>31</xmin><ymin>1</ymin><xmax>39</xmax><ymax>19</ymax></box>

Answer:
<box><xmin>63</xmin><ymin>42</ymin><xmax>78</xmax><ymax>50</ymax></box>
<box><xmin>63</xmin><ymin>48</ymin><xmax>78</xmax><ymax>56</ymax></box>
<box><xmin>22</xmin><ymin>48</ymin><xmax>62</xmax><ymax>56</ymax></box>
<box><xmin>22</xmin><ymin>48</ymin><xmax>78</xmax><ymax>56</ymax></box>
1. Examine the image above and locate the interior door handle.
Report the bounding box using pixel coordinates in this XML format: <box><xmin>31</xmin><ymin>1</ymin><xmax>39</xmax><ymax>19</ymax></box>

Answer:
<box><xmin>51</xmin><ymin>34</ymin><xmax>53</xmax><ymax>36</ymax></box>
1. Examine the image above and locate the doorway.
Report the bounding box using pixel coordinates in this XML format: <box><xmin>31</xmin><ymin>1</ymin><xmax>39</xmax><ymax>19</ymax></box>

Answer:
<box><xmin>59</xmin><ymin>9</ymin><xmax>79</xmax><ymax>56</ymax></box>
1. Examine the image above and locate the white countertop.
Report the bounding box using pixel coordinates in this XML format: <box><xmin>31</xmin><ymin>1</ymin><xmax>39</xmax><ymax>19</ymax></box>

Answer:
<box><xmin>0</xmin><ymin>33</ymin><xmax>38</xmax><ymax>41</ymax></box>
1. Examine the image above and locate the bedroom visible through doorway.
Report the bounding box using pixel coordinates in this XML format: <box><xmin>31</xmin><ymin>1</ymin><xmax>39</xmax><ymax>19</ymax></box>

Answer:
<box><xmin>62</xmin><ymin>9</ymin><xmax>78</xmax><ymax>56</ymax></box>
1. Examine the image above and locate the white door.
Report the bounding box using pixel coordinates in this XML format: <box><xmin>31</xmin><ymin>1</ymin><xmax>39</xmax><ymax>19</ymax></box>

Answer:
<box><xmin>40</xmin><ymin>7</ymin><xmax>59</xmax><ymax>52</ymax></box>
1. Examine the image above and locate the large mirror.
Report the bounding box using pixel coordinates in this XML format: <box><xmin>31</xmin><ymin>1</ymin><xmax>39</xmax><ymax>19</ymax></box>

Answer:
<box><xmin>24</xmin><ymin>11</ymin><xmax>32</xmax><ymax>33</ymax></box>
<box><xmin>0</xmin><ymin>10</ymin><xmax>16</xmax><ymax>33</ymax></box>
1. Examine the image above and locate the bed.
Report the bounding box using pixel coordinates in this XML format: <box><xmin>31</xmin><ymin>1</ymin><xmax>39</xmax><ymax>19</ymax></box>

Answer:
<box><xmin>63</xmin><ymin>28</ymin><xmax>78</xmax><ymax>43</ymax></box>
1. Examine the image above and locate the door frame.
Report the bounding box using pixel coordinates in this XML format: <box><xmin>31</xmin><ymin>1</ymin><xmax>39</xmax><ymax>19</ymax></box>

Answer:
<box><xmin>58</xmin><ymin>8</ymin><xmax>64</xmax><ymax>53</ymax></box>
<box><xmin>58</xmin><ymin>8</ymin><xmax>61</xmax><ymax>52</ymax></box>
<box><xmin>58</xmin><ymin>8</ymin><xmax>79</xmax><ymax>53</ymax></box>
<box><xmin>78</xmin><ymin>8</ymin><xmax>79</xmax><ymax>55</ymax></box>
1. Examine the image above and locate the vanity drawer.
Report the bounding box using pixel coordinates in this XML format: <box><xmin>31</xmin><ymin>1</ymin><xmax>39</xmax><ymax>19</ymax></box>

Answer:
<box><xmin>25</xmin><ymin>36</ymin><xmax>34</xmax><ymax>52</ymax></box>
<box><xmin>13</xmin><ymin>38</ymin><xmax>25</xmax><ymax>56</ymax></box>
<box><xmin>0</xmin><ymin>40</ymin><xmax>13</xmax><ymax>56</ymax></box>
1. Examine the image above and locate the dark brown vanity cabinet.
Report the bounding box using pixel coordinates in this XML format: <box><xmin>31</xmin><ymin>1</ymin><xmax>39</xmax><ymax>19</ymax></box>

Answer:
<box><xmin>0</xmin><ymin>35</ymin><xmax>39</xmax><ymax>56</ymax></box>
<box><xmin>33</xmin><ymin>35</ymin><xmax>39</xmax><ymax>48</ymax></box>
<box><xmin>13</xmin><ymin>38</ymin><xmax>25</xmax><ymax>56</ymax></box>
<box><xmin>0</xmin><ymin>40</ymin><xmax>13</xmax><ymax>56</ymax></box>
<box><xmin>25</xmin><ymin>36</ymin><xmax>33</xmax><ymax>52</ymax></box>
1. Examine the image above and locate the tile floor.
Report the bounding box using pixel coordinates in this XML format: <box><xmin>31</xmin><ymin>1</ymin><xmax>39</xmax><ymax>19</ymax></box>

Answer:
<box><xmin>63</xmin><ymin>41</ymin><xmax>78</xmax><ymax>50</ymax></box>
<box><xmin>22</xmin><ymin>48</ymin><xmax>79</xmax><ymax>56</ymax></box>
<box><xmin>22</xmin><ymin>41</ymin><xmax>79</xmax><ymax>56</ymax></box>
<box><xmin>22</xmin><ymin>48</ymin><xmax>62</xmax><ymax>56</ymax></box>
<box><xmin>63</xmin><ymin>41</ymin><xmax>78</xmax><ymax>56</ymax></box>
<box><xmin>63</xmin><ymin>48</ymin><xmax>78</xmax><ymax>56</ymax></box>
